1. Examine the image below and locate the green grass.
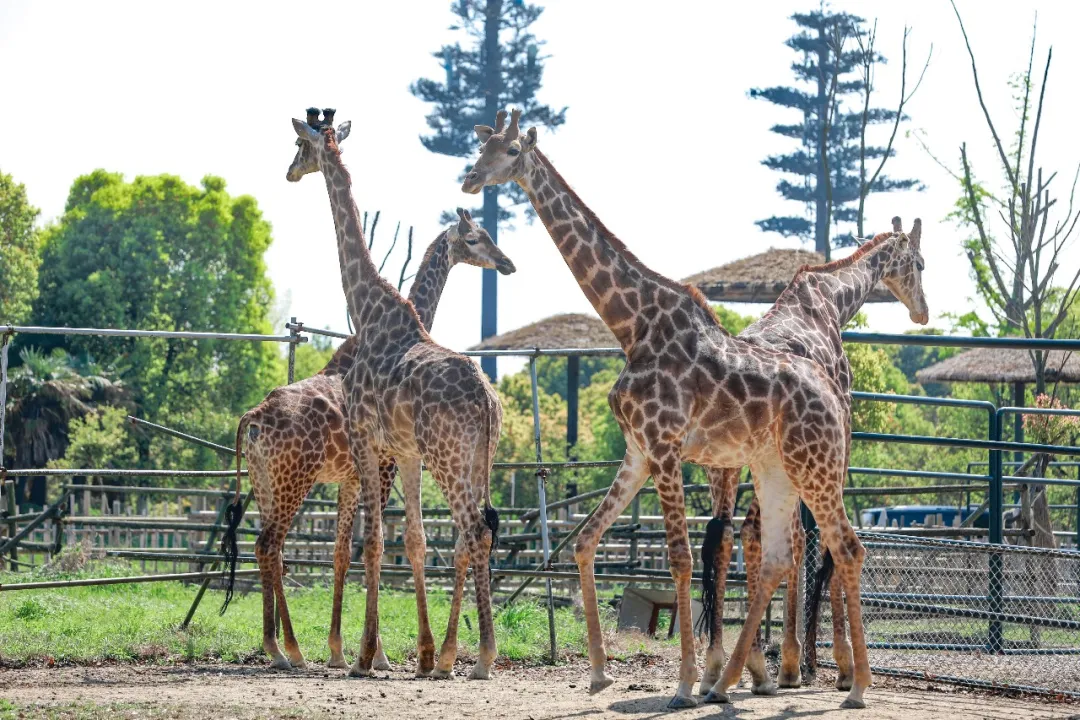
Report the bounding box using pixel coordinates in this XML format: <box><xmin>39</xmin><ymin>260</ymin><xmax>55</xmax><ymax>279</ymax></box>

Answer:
<box><xmin>0</xmin><ymin>559</ymin><xmax>611</xmax><ymax>666</ymax></box>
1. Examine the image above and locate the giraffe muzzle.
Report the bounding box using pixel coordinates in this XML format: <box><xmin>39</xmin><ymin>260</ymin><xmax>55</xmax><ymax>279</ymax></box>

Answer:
<box><xmin>462</xmin><ymin>172</ymin><xmax>483</xmax><ymax>194</ymax></box>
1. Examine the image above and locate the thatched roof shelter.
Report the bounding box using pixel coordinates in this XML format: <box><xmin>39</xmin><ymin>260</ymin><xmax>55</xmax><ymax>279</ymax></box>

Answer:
<box><xmin>915</xmin><ymin>348</ymin><xmax>1080</xmax><ymax>384</ymax></box>
<box><xmin>469</xmin><ymin>313</ymin><xmax>617</xmax><ymax>350</ymax></box>
<box><xmin>683</xmin><ymin>248</ymin><xmax>896</xmax><ymax>304</ymax></box>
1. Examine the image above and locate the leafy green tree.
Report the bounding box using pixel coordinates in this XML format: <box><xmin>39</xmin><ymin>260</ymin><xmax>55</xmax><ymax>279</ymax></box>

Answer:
<box><xmin>32</xmin><ymin>171</ymin><xmax>282</xmax><ymax>466</ymax></box>
<box><xmin>3</xmin><ymin>348</ymin><xmax>125</xmax><ymax>505</ymax></box>
<box><xmin>0</xmin><ymin>170</ymin><xmax>41</xmax><ymax>324</ymax></box>
<box><xmin>411</xmin><ymin>0</ymin><xmax>567</xmax><ymax>379</ymax></box>
<box><xmin>531</xmin><ymin>355</ymin><xmax>623</xmax><ymax>401</ymax></box>
<box><xmin>49</xmin><ymin>406</ymin><xmax>137</xmax><ymax>474</ymax></box>
<box><xmin>714</xmin><ymin>305</ymin><xmax>759</xmax><ymax>335</ymax></box>
<box><xmin>292</xmin><ymin>333</ymin><xmax>337</xmax><ymax>382</ymax></box>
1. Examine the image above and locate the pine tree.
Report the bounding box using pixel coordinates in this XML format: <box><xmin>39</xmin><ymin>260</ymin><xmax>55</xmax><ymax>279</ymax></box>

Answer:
<box><xmin>411</xmin><ymin>0</ymin><xmax>566</xmax><ymax>379</ymax></box>
<box><xmin>752</xmin><ymin>7</ymin><xmax>922</xmax><ymax>256</ymax></box>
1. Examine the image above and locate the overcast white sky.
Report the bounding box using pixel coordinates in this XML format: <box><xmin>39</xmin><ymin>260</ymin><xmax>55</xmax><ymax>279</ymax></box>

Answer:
<box><xmin>2</xmin><ymin>0</ymin><xmax>1078</xmax><ymax>377</ymax></box>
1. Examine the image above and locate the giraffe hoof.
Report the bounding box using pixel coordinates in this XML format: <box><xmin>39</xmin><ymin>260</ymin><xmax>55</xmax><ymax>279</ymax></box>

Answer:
<box><xmin>348</xmin><ymin>664</ymin><xmax>374</xmax><ymax>678</ymax></box>
<box><xmin>468</xmin><ymin>664</ymin><xmax>491</xmax><ymax>680</ymax></box>
<box><xmin>289</xmin><ymin>657</ymin><xmax>307</xmax><ymax>669</ymax></box>
<box><xmin>696</xmin><ymin>679</ymin><xmax>716</xmax><ymax>696</ymax></box>
<box><xmin>751</xmin><ymin>680</ymin><xmax>777</xmax><ymax>696</ymax></box>
<box><xmin>840</xmin><ymin>697</ymin><xmax>866</xmax><ymax>710</ymax></box>
<box><xmin>588</xmin><ymin>675</ymin><xmax>615</xmax><ymax>694</ymax></box>
<box><xmin>703</xmin><ymin>690</ymin><xmax>729</xmax><ymax>704</ymax></box>
<box><xmin>667</xmin><ymin>694</ymin><xmax>698</xmax><ymax>710</ymax></box>
<box><xmin>778</xmin><ymin>676</ymin><xmax>802</xmax><ymax>689</ymax></box>
<box><xmin>372</xmin><ymin>658</ymin><xmax>392</xmax><ymax>672</ymax></box>
<box><xmin>836</xmin><ymin>675</ymin><xmax>854</xmax><ymax>691</ymax></box>
<box><xmin>430</xmin><ymin>668</ymin><xmax>455</xmax><ymax>680</ymax></box>
<box><xmin>269</xmin><ymin>657</ymin><xmax>292</xmax><ymax>671</ymax></box>
<box><xmin>327</xmin><ymin>656</ymin><xmax>349</xmax><ymax>670</ymax></box>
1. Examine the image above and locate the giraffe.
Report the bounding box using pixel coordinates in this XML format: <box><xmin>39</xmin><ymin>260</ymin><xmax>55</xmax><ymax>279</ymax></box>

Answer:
<box><xmin>464</xmin><ymin>108</ymin><xmax>876</xmax><ymax>709</ymax></box>
<box><xmin>696</xmin><ymin>217</ymin><xmax>928</xmax><ymax>696</ymax></box>
<box><xmin>219</xmin><ymin>202</ymin><xmax>516</xmax><ymax>672</ymax></box>
<box><xmin>288</xmin><ymin>108</ymin><xmax>503</xmax><ymax>681</ymax></box>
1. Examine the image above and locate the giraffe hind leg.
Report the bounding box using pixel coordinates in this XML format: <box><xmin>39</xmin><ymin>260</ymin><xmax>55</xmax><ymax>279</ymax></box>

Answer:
<box><xmin>778</xmin><ymin>511</ymin><xmax>804</xmax><ymax>689</ymax></box>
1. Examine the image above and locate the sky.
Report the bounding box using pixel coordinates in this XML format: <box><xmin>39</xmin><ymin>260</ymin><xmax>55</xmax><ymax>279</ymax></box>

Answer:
<box><xmin>2</xmin><ymin>0</ymin><xmax>1078</xmax><ymax>377</ymax></box>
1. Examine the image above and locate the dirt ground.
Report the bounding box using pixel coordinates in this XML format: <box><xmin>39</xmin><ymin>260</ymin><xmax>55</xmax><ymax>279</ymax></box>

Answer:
<box><xmin>1</xmin><ymin>657</ymin><xmax>1077</xmax><ymax>720</ymax></box>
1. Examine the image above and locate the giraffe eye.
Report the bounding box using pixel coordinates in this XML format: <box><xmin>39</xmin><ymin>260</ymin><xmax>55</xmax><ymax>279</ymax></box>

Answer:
<box><xmin>466</xmin><ymin>238</ymin><xmax>479</xmax><ymax>246</ymax></box>
<box><xmin>506</xmin><ymin>146</ymin><xmax>520</xmax><ymax>157</ymax></box>
<box><xmin>916</xmin><ymin>260</ymin><xmax>925</xmax><ymax>272</ymax></box>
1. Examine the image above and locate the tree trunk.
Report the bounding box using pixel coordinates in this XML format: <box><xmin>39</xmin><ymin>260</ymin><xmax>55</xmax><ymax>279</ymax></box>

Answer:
<box><xmin>479</xmin><ymin>0</ymin><xmax>504</xmax><ymax>382</ymax></box>
<box><xmin>814</xmin><ymin>32</ymin><xmax>830</xmax><ymax>258</ymax></box>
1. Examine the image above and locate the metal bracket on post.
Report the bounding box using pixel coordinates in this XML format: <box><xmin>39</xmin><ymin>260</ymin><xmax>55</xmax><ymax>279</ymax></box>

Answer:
<box><xmin>529</xmin><ymin>355</ymin><xmax>558</xmax><ymax>664</ymax></box>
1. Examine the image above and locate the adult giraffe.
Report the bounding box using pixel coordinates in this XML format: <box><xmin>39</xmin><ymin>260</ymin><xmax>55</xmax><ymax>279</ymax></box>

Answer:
<box><xmin>464</xmin><ymin>109</ymin><xmax>873</xmax><ymax>709</ymax></box>
<box><xmin>220</xmin><ymin>202</ymin><xmax>516</xmax><ymax>671</ymax></box>
<box><xmin>698</xmin><ymin>218</ymin><xmax>928</xmax><ymax>696</ymax></box>
<box><xmin>288</xmin><ymin>108</ymin><xmax>502</xmax><ymax>680</ymax></box>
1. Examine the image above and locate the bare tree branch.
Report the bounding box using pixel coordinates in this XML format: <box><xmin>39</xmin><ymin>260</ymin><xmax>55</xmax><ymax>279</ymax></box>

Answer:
<box><xmin>378</xmin><ymin>221</ymin><xmax>402</xmax><ymax>275</ymax></box>
<box><xmin>951</xmin><ymin>0</ymin><xmax>1017</xmax><ymax>188</ymax></box>
<box><xmin>397</xmin><ymin>227</ymin><xmax>415</xmax><ymax>292</ymax></box>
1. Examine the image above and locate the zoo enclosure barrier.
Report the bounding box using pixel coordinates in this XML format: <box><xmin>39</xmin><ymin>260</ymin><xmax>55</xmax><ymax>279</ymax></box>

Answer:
<box><xmin>3</xmin><ymin>323</ymin><xmax>1080</xmax><ymax>696</ymax></box>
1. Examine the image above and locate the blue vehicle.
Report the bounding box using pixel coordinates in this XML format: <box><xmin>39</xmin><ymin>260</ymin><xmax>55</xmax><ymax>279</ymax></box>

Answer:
<box><xmin>860</xmin><ymin>504</ymin><xmax>988</xmax><ymax>529</ymax></box>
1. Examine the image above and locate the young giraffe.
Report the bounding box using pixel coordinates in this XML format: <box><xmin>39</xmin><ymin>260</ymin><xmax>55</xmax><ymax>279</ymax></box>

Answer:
<box><xmin>289</xmin><ymin>109</ymin><xmax>502</xmax><ymax>681</ymax></box>
<box><xmin>221</xmin><ymin>205</ymin><xmax>516</xmax><ymax>671</ymax></box>
<box><xmin>697</xmin><ymin>218</ymin><xmax>928</xmax><ymax>696</ymax></box>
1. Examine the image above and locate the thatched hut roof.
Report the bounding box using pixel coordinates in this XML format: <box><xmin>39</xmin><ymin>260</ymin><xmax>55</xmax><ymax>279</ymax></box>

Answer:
<box><xmin>468</xmin><ymin>313</ymin><xmax>617</xmax><ymax>350</ymax></box>
<box><xmin>683</xmin><ymin>248</ymin><xmax>896</xmax><ymax>304</ymax></box>
<box><xmin>915</xmin><ymin>348</ymin><xmax>1080</xmax><ymax>384</ymax></box>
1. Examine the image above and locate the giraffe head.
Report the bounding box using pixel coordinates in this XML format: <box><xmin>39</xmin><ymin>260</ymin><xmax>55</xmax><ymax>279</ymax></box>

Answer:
<box><xmin>880</xmin><ymin>216</ymin><xmax>929</xmax><ymax>325</ymax></box>
<box><xmin>286</xmin><ymin>107</ymin><xmax>352</xmax><ymax>182</ymax></box>
<box><xmin>461</xmin><ymin>109</ymin><xmax>537</xmax><ymax>194</ymax></box>
<box><xmin>448</xmin><ymin>208</ymin><xmax>517</xmax><ymax>275</ymax></box>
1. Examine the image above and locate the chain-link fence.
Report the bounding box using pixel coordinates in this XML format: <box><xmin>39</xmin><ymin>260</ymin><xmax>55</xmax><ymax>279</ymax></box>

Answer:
<box><xmin>806</xmin><ymin>528</ymin><xmax>1080</xmax><ymax>696</ymax></box>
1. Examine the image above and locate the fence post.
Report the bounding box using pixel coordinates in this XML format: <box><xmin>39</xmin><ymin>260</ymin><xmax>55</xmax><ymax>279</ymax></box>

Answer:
<box><xmin>287</xmin><ymin>317</ymin><xmax>298</xmax><ymax>384</ymax></box>
<box><xmin>4</xmin><ymin>480</ymin><xmax>16</xmax><ymax>571</ymax></box>
<box><xmin>1075</xmin><ymin>465</ymin><xmax>1079</xmax><ymax>550</ymax></box>
<box><xmin>629</xmin><ymin>495</ymin><xmax>640</xmax><ymax>566</ymax></box>
<box><xmin>529</xmin><ymin>355</ymin><xmax>558</xmax><ymax>664</ymax></box>
<box><xmin>987</xmin><ymin>408</ymin><xmax>1004</xmax><ymax>652</ymax></box>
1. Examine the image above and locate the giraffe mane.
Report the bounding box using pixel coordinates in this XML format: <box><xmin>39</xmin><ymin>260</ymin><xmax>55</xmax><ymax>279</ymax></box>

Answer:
<box><xmin>796</xmin><ymin>230</ymin><xmax>896</xmax><ymax>275</ymax></box>
<box><xmin>532</xmin><ymin>149</ymin><xmax>718</xmax><ymax>322</ymax></box>
<box><xmin>416</xmin><ymin>228</ymin><xmax>451</xmax><ymax>275</ymax></box>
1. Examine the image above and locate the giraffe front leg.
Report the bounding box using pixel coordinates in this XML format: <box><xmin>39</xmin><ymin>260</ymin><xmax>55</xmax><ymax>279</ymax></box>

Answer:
<box><xmin>778</xmin><ymin>512</ymin><xmax>804</xmax><ymax>689</ymax></box>
<box><xmin>574</xmin><ymin>449</ymin><xmax>650</xmax><ymax>695</ymax></box>
<box><xmin>400</xmin><ymin>457</ymin><xmax>437</xmax><ymax>677</ymax></box>
<box><xmin>328</xmin><ymin>474</ymin><xmax>361</xmax><ymax>670</ymax></box>
<box><xmin>372</xmin><ymin>457</ymin><xmax>397</xmax><ymax>672</ymax></box>
<box><xmin>699</xmin><ymin>466</ymin><xmax>738</xmax><ymax>696</ymax></box>
<box><xmin>830</xmin><ymin>568</ymin><xmax>854</xmax><ymax>691</ymax></box>
<box><xmin>348</xmin><ymin>434</ymin><xmax>383</xmax><ymax>678</ymax></box>
<box><xmin>651</xmin><ymin>454</ymin><xmax>700</xmax><ymax>710</ymax></box>
<box><xmin>433</xmin><ymin>534</ymin><xmax>469</xmax><ymax>679</ymax></box>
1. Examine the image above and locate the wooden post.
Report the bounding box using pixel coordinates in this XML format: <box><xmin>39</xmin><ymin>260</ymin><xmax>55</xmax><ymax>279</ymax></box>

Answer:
<box><xmin>5</xmin><ymin>480</ymin><xmax>17</xmax><ymax>571</ymax></box>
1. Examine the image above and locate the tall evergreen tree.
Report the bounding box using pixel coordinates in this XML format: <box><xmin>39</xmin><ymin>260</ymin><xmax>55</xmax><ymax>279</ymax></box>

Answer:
<box><xmin>411</xmin><ymin>0</ymin><xmax>566</xmax><ymax>379</ymax></box>
<box><xmin>752</xmin><ymin>7</ymin><xmax>921</xmax><ymax>256</ymax></box>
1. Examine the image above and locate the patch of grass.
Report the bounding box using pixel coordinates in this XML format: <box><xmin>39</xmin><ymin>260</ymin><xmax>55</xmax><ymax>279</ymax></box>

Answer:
<box><xmin>0</xmin><ymin>561</ymin><xmax>615</xmax><ymax>666</ymax></box>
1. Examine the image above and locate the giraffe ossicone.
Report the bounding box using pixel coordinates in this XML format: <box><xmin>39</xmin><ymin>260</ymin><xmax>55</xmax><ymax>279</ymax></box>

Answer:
<box><xmin>464</xmin><ymin>108</ymin><xmax>882</xmax><ymax>710</ymax></box>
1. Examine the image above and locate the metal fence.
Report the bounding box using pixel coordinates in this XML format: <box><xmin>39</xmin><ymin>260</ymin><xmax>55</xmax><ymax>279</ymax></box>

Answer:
<box><xmin>3</xmin><ymin>322</ymin><xmax>1080</xmax><ymax>697</ymax></box>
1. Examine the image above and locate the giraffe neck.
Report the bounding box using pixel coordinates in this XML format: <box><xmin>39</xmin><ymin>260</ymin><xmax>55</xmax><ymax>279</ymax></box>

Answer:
<box><xmin>813</xmin><ymin>240</ymin><xmax>896</xmax><ymax>327</ymax></box>
<box><xmin>406</xmin><ymin>230</ymin><xmax>452</xmax><ymax>331</ymax></box>
<box><xmin>315</xmin><ymin>141</ymin><xmax>424</xmax><ymax>340</ymax></box>
<box><xmin>318</xmin><ymin>335</ymin><xmax>358</xmax><ymax>377</ymax></box>
<box><xmin>517</xmin><ymin>150</ymin><xmax>712</xmax><ymax>350</ymax></box>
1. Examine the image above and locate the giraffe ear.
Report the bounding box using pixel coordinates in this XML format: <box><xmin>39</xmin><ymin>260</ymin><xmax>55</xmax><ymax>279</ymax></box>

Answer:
<box><xmin>909</xmin><ymin>218</ymin><xmax>922</xmax><ymax>249</ymax></box>
<box><xmin>521</xmin><ymin>126</ymin><xmax>538</xmax><ymax>152</ymax></box>
<box><xmin>475</xmin><ymin>125</ymin><xmax>495</xmax><ymax>143</ymax></box>
<box><xmin>335</xmin><ymin>121</ymin><xmax>352</xmax><ymax>144</ymax></box>
<box><xmin>291</xmin><ymin>118</ymin><xmax>321</xmax><ymax>143</ymax></box>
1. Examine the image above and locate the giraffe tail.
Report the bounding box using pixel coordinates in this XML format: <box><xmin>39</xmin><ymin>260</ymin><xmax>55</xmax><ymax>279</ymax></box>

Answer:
<box><xmin>801</xmin><ymin>548</ymin><xmax>834</xmax><ymax>679</ymax></box>
<box><xmin>695</xmin><ymin>515</ymin><xmax>726</xmax><ymax>642</ymax></box>
<box><xmin>480</xmin><ymin>387</ymin><xmax>499</xmax><ymax>556</ymax></box>
<box><xmin>219</xmin><ymin>413</ymin><xmax>251</xmax><ymax>615</ymax></box>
